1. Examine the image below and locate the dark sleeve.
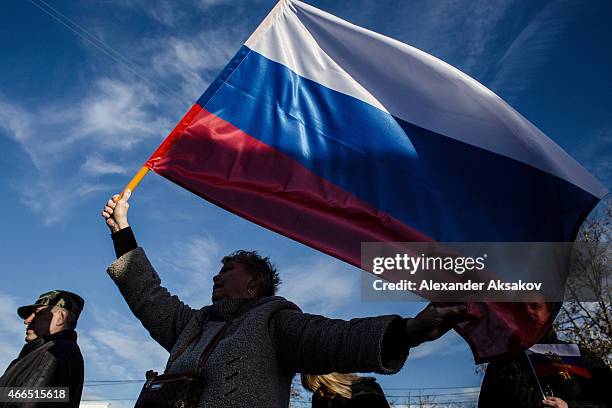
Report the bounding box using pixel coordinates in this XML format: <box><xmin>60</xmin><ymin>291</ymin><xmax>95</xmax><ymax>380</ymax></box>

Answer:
<box><xmin>111</xmin><ymin>226</ymin><xmax>138</xmax><ymax>258</ymax></box>
<box><xmin>382</xmin><ymin>319</ymin><xmax>410</xmax><ymax>368</ymax></box>
<box><xmin>271</xmin><ymin>310</ymin><xmax>408</xmax><ymax>374</ymax></box>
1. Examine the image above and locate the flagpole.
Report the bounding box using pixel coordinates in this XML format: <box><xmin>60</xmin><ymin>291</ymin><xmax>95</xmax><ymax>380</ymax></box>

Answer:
<box><xmin>115</xmin><ymin>165</ymin><xmax>150</xmax><ymax>202</ymax></box>
<box><xmin>525</xmin><ymin>351</ymin><xmax>547</xmax><ymax>401</ymax></box>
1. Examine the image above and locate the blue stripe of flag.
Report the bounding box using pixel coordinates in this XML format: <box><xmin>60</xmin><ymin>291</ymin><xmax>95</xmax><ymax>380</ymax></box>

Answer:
<box><xmin>200</xmin><ymin>47</ymin><xmax>599</xmax><ymax>242</ymax></box>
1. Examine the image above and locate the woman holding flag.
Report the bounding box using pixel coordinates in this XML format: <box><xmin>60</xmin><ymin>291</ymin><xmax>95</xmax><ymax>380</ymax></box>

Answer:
<box><xmin>101</xmin><ymin>190</ymin><xmax>467</xmax><ymax>408</ymax></box>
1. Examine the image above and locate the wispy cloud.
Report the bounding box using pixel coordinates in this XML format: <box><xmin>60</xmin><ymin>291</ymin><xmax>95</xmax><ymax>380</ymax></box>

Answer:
<box><xmin>0</xmin><ymin>101</ymin><xmax>32</xmax><ymax>146</ymax></box>
<box><xmin>489</xmin><ymin>1</ymin><xmax>576</xmax><ymax>100</ymax></box>
<box><xmin>0</xmin><ymin>0</ymin><xmax>257</xmax><ymax>228</ymax></box>
<box><xmin>408</xmin><ymin>331</ymin><xmax>465</xmax><ymax>360</ymax></box>
<box><xmin>20</xmin><ymin>177</ymin><xmax>113</xmax><ymax>226</ymax></box>
<box><xmin>1</xmin><ymin>78</ymin><xmax>168</xmax><ymax>169</ymax></box>
<box><xmin>81</xmin><ymin>155</ymin><xmax>129</xmax><ymax>176</ymax></box>
<box><xmin>576</xmin><ymin>127</ymin><xmax>612</xmax><ymax>189</ymax></box>
<box><xmin>76</xmin><ymin>78</ymin><xmax>168</xmax><ymax>150</ymax></box>
<box><xmin>112</xmin><ymin>0</ymin><xmax>190</xmax><ymax>28</ymax></box>
<box><xmin>279</xmin><ymin>256</ymin><xmax>358</xmax><ymax>315</ymax></box>
<box><xmin>0</xmin><ymin>76</ymin><xmax>171</xmax><ymax>225</ymax></box>
<box><xmin>143</xmin><ymin>11</ymin><xmax>256</xmax><ymax>101</ymax></box>
<box><xmin>148</xmin><ymin>35</ymin><xmax>229</xmax><ymax>99</ymax></box>
<box><xmin>198</xmin><ymin>0</ymin><xmax>229</xmax><ymax>11</ymax></box>
<box><xmin>0</xmin><ymin>292</ymin><xmax>27</xmax><ymax>370</ymax></box>
<box><xmin>73</xmin><ymin>308</ymin><xmax>167</xmax><ymax>406</ymax></box>
<box><xmin>456</xmin><ymin>0</ymin><xmax>514</xmax><ymax>74</ymax></box>
<box><xmin>155</xmin><ymin>235</ymin><xmax>222</xmax><ymax>306</ymax></box>
<box><xmin>80</xmin><ymin>308</ymin><xmax>167</xmax><ymax>380</ymax></box>
<box><xmin>371</xmin><ymin>0</ymin><xmax>513</xmax><ymax>77</ymax></box>
<box><xmin>415</xmin><ymin>0</ymin><xmax>514</xmax><ymax>74</ymax></box>
<box><xmin>0</xmin><ymin>0</ymin><xmax>272</xmax><ymax>226</ymax></box>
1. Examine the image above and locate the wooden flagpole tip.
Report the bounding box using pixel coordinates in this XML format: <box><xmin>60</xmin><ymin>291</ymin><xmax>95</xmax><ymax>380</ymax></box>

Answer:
<box><xmin>114</xmin><ymin>166</ymin><xmax>150</xmax><ymax>202</ymax></box>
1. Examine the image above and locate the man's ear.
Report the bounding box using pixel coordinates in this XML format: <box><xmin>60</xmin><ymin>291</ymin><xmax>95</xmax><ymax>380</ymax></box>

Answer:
<box><xmin>54</xmin><ymin>309</ymin><xmax>67</xmax><ymax>327</ymax></box>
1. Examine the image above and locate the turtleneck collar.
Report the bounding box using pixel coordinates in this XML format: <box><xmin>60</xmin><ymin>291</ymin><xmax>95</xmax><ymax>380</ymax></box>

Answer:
<box><xmin>209</xmin><ymin>298</ymin><xmax>257</xmax><ymax>321</ymax></box>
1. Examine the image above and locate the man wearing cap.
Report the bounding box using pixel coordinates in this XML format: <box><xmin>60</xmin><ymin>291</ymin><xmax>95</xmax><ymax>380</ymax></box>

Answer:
<box><xmin>0</xmin><ymin>290</ymin><xmax>85</xmax><ymax>408</ymax></box>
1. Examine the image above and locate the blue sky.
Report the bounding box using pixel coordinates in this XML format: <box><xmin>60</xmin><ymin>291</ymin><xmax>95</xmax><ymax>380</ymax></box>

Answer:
<box><xmin>0</xmin><ymin>0</ymin><xmax>610</xmax><ymax>406</ymax></box>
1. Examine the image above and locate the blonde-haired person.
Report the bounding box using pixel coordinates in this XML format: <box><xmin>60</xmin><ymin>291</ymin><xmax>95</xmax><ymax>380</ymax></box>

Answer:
<box><xmin>301</xmin><ymin>373</ymin><xmax>390</xmax><ymax>408</ymax></box>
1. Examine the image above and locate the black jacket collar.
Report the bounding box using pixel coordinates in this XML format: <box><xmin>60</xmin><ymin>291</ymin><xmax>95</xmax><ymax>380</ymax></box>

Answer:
<box><xmin>17</xmin><ymin>330</ymin><xmax>77</xmax><ymax>360</ymax></box>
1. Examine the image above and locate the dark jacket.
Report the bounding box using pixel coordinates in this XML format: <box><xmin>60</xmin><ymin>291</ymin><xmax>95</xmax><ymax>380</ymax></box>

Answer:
<box><xmin>0</xmin><ymin>330</ymin><xmax>84</xmax><ymax>408</ymax></box>
<box><xmin>478</xmin><ymin>331</ymin><xmax>611</xmax><ymax>408</ymax></box>
<box><xmin>312</xmin><ymin>377</ymin><xmax>390</xmax><ymax>408</ymax></box>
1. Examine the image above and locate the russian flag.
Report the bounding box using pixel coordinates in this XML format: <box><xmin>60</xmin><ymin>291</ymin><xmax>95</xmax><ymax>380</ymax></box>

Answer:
<box><xmin>527</xmin><ymin>344</ymin><xmax>592</xmax><ymax>380</ymax></box>
<box><xmin>143</xmin><ymin>0</ymin><xmax>607</xmax><ymax>361</ymax></box>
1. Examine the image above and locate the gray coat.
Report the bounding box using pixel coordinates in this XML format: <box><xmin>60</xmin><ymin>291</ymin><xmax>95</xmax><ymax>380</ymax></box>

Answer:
<box><xmin>107</xmin><ymin>248</ymin><xmax>408</xmax><ymax>408</ymax></box>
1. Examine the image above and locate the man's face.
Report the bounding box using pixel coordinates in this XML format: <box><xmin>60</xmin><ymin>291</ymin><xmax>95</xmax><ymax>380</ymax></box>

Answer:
<box><xmin>211</xmin><ymin>261</ymin><xmax>254</xmax><ymax>302</ymax></box>
<box><xmin>525</xmin><ymin>301</ymin><xmax>551</xmax><ymax>331</ymax></box>
<box><xmin>23</xmin><ymin>306</ymin><xmax>57</xmax><ymax>342</ymax></box>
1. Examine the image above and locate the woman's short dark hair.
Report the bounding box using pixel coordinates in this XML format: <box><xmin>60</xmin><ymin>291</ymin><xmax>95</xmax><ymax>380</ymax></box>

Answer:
<box><xmin>221</xmin><ymin>250</ymin><xmax>281</xmax><ymax>296</ymax></box>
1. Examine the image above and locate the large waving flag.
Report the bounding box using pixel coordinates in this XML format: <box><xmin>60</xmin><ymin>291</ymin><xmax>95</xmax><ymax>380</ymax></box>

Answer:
<box><xmin>134</xmin><ymin>0</ymin><xmax>607</xmax><ymax>362</ymax></box>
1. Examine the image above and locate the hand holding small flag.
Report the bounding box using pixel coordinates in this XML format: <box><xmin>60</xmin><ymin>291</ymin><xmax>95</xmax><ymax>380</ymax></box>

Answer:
<box><xmin>542</xmin><ymin>396</ymin><xmax>568</xmax><ymax>408</ymax></box>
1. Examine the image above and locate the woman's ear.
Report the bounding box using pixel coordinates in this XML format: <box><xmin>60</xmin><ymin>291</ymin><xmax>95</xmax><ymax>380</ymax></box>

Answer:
<box><xmin>247</xmin><ymin>274</ymin><xmax>263</xmax><ymax>297</ymax></box>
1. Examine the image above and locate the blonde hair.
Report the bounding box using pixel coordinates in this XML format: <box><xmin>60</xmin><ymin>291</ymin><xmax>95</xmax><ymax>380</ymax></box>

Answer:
<box><xmin>301</xmin><ymin>373</ymin><xmax>364</xmax><ymax>400</ymax></box>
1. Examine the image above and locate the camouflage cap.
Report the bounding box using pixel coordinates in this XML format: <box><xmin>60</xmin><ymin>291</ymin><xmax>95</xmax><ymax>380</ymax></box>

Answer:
<box><xmin>17</xmin><ymin>290</ymin><xmax>85</xmax><ymax>319</ymax></box>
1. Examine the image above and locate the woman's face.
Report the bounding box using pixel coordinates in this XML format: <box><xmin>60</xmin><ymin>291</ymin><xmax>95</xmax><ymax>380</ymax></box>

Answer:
<box><xmin>211</xmin><ymin>261</ymin><xmax>255</xmax><ymax>302</ymax></box>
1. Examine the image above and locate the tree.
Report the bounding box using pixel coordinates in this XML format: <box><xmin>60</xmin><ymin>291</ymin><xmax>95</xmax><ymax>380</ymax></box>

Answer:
<box><xmin>554</xmin><ymin>199</ymin><xmax>612</xmax><ymax>367</ymax></box>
